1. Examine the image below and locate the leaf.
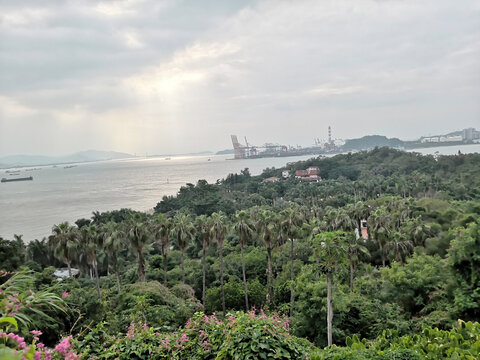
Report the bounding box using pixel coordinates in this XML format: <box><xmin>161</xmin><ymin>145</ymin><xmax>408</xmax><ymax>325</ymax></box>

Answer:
<box><xmin>0</xmin><ymin>317</ymin><xmax>18</xmax><ymax>330</ymax></box>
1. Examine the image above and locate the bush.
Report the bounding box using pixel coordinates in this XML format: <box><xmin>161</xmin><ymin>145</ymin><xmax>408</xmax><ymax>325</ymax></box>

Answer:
<box><xmin>76</xmin><ymin>310</ymin><xmax>316</xmax><ymax>359</ymax></box>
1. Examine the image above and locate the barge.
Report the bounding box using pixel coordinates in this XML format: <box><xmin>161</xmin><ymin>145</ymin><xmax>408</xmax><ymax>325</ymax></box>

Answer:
<box><xmin>1</xmin><ymin>176</ymin><xmax>33</xmax><ymax>183</ymax></box>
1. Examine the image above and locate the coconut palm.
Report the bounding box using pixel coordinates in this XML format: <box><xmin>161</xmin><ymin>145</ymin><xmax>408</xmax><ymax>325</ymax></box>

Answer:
<box><xmin>151</xmin><ymin>214</ymin><xmax>173</xmax><ymax>286</ymax></box>
<box><xmin>369</xmin><ymin>207</ymin><xmax>390</xmax><ymax>267</ymax></box>
<box><xmin>127</xmin><ymin>215</ymin><xmax>151</xmax><ymax>282</ymax></box>
<box><xmin>104</xmin><ymin>221</ymin><xmax>126</xmax><ymax>294</ymax></box>
<box><xmin>172</xmin><ymin>213</ymin><xmax>194</xmax><ymax>284</ymax></box>
<box><xmin>233</xmin><ymin>210</ymin><xmax>254</xmax><ymax>310</ymax></box>
<box><xmin>79</xmin><ymin>224</ymin><xmax>103</xmax><ymax>298</ymax></box>
<box><xmin>210</xmin><ymin>211</ymin><xmax>228</xmax><ymax>316</ymax></box>
<box><xmin>346</xmin><ymin>233</ymin><xmax>369</xmax><ymax>292</ymax></box>
<box><xmin>195</xmin><ymin>214</ymin><xmax>212</xmax><ymax>306</ymax></box>
<box><xmin>254</xmin><ymin>209</ymin><xmax>277</xmax><ymax>305</ymax></box>
<box><xmin>280</xmin><ymin>205</ymin><xmax>304</xmax><ymax>317</ymax></box>
<box><xmin>27</xmin><ymin>238</ymin><xmax>53</xmax><ymax>268</ymax></box>
<box><xmin>385</xmin><ymin>231</ymin><xmax>413</xmax><ymax>263</ymax></box>
<box><xmin>312</xmin><ymin>231</ymin><xmax>347</xmax><ymax>347</ymax></box>
<box><xmin>50</xmin><ymin>222</ymin><xmax>78</xmax><ymax>277</ymax></box>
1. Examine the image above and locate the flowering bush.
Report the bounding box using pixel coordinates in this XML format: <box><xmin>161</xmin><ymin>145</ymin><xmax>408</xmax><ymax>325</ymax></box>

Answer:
<box><xmin>76</xmin><ymin>309</ymin><xmax>316</xmax><ymax>359</ymax></box>
<box><xmin>0</xmin><ymin>271</ymin><xmax>78</xmax><ymax>360</ymax></box>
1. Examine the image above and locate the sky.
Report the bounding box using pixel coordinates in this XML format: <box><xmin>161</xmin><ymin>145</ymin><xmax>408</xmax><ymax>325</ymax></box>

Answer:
<box><xmin>0</xmin><ymin>0</ymin><xmax>479</xmax><ymax>156</ymax></box>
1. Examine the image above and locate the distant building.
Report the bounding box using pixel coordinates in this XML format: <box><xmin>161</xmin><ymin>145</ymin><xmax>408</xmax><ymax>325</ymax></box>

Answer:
<box><xmin>282</xmin><ymin>170</ymin><xmax>290</xmax><ymax>179</ymax></box>
<box><xmin>360</xmin><ymin>220</ymin><xmax>368</xmax><ymax>239</ymax></box>
<box><xmin>463</xmin><ymin>128</ymin><xmax>480</xmax><ymax>141</ymax></box>
<box><xmin>295</xmin><ymin>166</ymin><xmax>321</xmax><ymax>182</ymax></box>
<box><xmin>262</xmin><ymin>176</ymin><xmax>280</xmax><ymax>183</ymax></box>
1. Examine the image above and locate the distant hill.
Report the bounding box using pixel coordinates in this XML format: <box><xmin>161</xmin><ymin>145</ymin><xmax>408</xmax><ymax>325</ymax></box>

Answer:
<box><xmin>0</xmin><ymin>150</ymin><xmax>133</xmax><ymax>168</ymax></box>
<box><xmin>342</xmin><ymin>135</ymin><xmax>404</xmax><ymax>151</ymax></box>
<box><xmin>215</xmin><ymin>149</ymin><xmax>234</xmax><ymax>155</ymax></box>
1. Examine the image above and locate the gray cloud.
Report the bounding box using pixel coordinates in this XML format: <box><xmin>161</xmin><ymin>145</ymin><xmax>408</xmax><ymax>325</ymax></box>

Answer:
<box><xmin>0</xmin><ymin>0</ymin><xmax>479</xmax><ymax>156</ymax></box>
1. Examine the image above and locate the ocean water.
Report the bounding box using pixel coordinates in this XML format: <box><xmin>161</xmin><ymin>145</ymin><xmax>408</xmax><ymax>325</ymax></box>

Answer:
<box><xmin>0</xmin><ymin>154</ymin><xmax>315</xmax><ymax>241</ymax></box>
<box><xmin>1</xmin><ymin>144</ymin><xmax>479</xmax><ymax>242</ymax></box>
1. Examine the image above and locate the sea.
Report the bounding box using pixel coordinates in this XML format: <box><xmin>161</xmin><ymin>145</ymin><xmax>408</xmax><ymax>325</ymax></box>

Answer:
<box><xmin>1</xmin><ymin>144</ymin><xmax>479</xmax><ymax>242</ymax></box>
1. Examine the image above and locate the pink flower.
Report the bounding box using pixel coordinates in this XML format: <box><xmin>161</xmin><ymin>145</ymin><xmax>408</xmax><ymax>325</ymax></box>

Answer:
<box><xmin>61</xmin><ymin>291</ymin><xmax>70</xmax><ymax>299</ymax></box>
<box><xmin>31</xmin><ymin>330</ymin><xmax>42</xmax><ymax>337</ymax></box>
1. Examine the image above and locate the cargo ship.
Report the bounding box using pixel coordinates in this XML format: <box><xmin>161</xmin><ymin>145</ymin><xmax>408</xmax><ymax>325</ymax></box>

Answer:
<box><xmin>1</xmin><ymin>176</ymin><xmax>33</xmax><ymax>183</ymax></box>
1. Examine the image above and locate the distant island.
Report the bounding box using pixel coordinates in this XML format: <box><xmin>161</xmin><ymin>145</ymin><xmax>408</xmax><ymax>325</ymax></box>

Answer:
<box><xmin>215</xmin><ymin>149</ymin><xmax>235</xmax><ymax>155</ymax></box>
<box><xmin>342</xmin><ymin>135</ymin><xmax>404</xmax><ymax>151</ymax></box>
<box><xmin>0</xmin><ymin>150</ymin><xmax>133</xmax><ymax>169</ymax></box>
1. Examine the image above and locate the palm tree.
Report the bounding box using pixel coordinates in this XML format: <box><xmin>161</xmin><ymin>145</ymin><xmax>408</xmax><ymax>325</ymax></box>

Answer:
<box><xmin>346</xmin><ymin>233</ymin><xmax>369</xmax><ymax>292</ymax></box>
<box><xmin>385</xmin><ymin>231</ymin><xmax>413</xmax><ymax>263</ymax></box>
<box><xmin>151</xmin><ymin>214</ymin><xmax>173</xmax><ymax>287</ymax></box>
<box><xmin>312</xmin><ymin>231</ymin><xmax>347</xmax><ymax>347</ymax></box>
<box><xmin>104</xmin><ymin>221</ymin><xmax>125</xmax><ymax>294</ymax></box>
<box><xmin>50</xmin><ymin>222</ymin><xmax>77</xmax><ymax>277</ymax></box>
<box><xmin>346</xmin><ymin>201</ymin><xmax>370</xmax><ymax>237</ymax></box>
<box><xmin>255</xmin><ymin>209</ymin><xmax>277</xmax><ymax>305</ymax></box>
<box><xmin>280</xmin><ymin>205</ymin><xmax>304</xmax><ymax>317</ymax></box>
<box><xmin>195</xmin><ymin>214</ymin><xmax>212</xmax><ymax>306</ymax></box>
<box><xmin>407</xmin><ymin>218</ymin><xmax>432</xmax><ymax>247</ymax></box>
<box><xmin>80</xmin><ymin>224</ymin><xmax>103</xmax><ymax>298</ymax></box>
<box><xmin>233</xmin><ymin>210</ymin><xmax>254</xmax><ymax>311</ymax></box>
<box><xmin>172</xmin><ymin>213</ymin><xmax>194</xmax><ymax>284</ymax></box>
<box><xmin>127</xmin><ymin>215</ymin><xmax>150</xmax><ymax>282</ymax></box>
<box><xmin>27</xmin><ymin>238</ymin><xmax>52</xmax><ymax>267</ymax></box>
<box><xmin>210</xmin><ymin>212</ymin><xmax>228</xmax><ymax>316</ymax></box>
<box><xmin>369</xmin><ymin>208</ymin><xmax>390</xmax><ymax>267</ymax></box>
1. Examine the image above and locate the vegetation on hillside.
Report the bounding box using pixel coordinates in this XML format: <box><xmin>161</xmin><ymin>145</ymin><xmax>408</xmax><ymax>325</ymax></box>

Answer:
<box><xmin>1</xmin><ymin>148</ymin><xmax>479</xmax><ymax>358</ymax></box>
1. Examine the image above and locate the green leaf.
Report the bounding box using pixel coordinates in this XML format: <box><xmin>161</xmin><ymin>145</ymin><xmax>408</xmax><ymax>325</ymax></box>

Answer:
<box><xmin>0</xmin><ymin>317</ymin><xmax>18</xmax><ymax>330</ymax></box>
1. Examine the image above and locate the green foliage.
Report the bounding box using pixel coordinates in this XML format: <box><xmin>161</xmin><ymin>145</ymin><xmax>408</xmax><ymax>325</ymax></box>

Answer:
<box><xmin>448</xmin><ymin>220</ymin><xmax>480</xmax><ymax>320</ymax></box>
<box><xmin>76</xmin><ymin>310</ymin><xmax>316</xmax><ymax>359</ymax></box>
<box><xmin>312</xmin><ymin>320</ymin><xmax>480</xmax><ymax>360</ymax></box>
<box><xmin>0</xmin><ymin>236</ymin><xmax>26</xmax><ymax>272</ymax></box>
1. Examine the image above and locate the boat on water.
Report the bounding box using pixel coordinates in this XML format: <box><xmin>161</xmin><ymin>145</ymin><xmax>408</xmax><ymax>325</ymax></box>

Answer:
<box><xmin>1</xmin><ymin>176</ymin><xmax>33</xmax><ymax>183</ymax></box>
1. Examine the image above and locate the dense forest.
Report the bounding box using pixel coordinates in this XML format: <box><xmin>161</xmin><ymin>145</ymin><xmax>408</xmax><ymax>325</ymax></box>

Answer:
<box><xmin>1</xmin><ymin>148</ymin><xmax>479</xmax><ymax>359</ymax></box>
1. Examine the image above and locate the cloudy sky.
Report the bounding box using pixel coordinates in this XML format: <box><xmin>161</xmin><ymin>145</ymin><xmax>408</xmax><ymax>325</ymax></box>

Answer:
<box><xmin>0</xmin><ymin>0</ymin><xmax>479</xmax><ymax>156</ymax></box>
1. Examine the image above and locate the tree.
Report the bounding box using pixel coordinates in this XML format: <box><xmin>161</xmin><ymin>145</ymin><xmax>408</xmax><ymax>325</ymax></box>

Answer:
<box><xmin>312</xmin><ymin>231</ymin><xmax>347</xmax><ymax>346</ymax></box>
<box><xmin>80</xmin><ymin>224</ymin><xmax>103</xmax><ymax>298</ymax></box>
<box><xmin>172</xmin><ymin>213</ymin><xmax>194</xmax><ymax>284</ymax></box>
<box><xmin>151</xmin><ymin>214</ymin><xmax>173</xmax><ymax>287</ymax></box>
<box><xmin>127</xmin><ymin>216</ymin><xmax>151</xmax><ymax>282</ymax></box>
<box><xmin>210</xmin><ymin>212</ymin><xmax>229</xmax><ymax>316</ymax></box>
<box><xmin>254</xmin><ymin>209</ymin><xmax>277</xmax><ymax>305</ymax></box>
<box><xmin>384</xmin><ymin>231</ymin><xmax>413</xmax><ymax>264</ymax></box>
<box><xmin>448</xmin><ymin>221</ymin><xmax>480</xmax><ymax>320</ymax></box>
<box><xmin>280</xmin><ymin>205</ymin><xmax>304</xmax><ymax>317</ymax></box>
<box><xmin>195</xmin><ymin>215</ymin><xmax>212</xmax><ymax>306</ymax></box>
<box><xmin>369</xmin><ymin>208</ymin><xmax>390</xmax><ymax>267</ymax></box>
<box><xmin>346</xmin><ymin>233</ymin><xmax>369</xmax><ymax>292</ymax></box>
<box><xmin>233</xmin><ymin>210</ymin><xmax>254</xmax><ymax>310</ymax></box>
<box><xmin>49</xmin><ymin>222</ymin><xmax>78</xmax><ymax>277</ymax></box>
<box><xmin>104</xmin><ymin>221</ymin><xmax>125</xmax><ymax>294</ymax></box>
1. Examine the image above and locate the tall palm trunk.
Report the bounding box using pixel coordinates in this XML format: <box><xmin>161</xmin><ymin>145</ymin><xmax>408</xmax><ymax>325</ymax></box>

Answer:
<box><xmin>349</xmin><ymin>261</ymin><xmax>354</xmax><ymax>293</ymax></box>
<box><xmin>290</xmin><ymin>238</ymin><xmax>295</xmax><ymax>317</ymax></box>
<box><xmin>163</xmin><ymin>251</ymin><xmax>168</xmax><ymax>287</ymax></box>
<box><xmin>219</xmin><ymin>242</ymin><xmax>225</xmax><ymax>316</ymax></box>
<box><xmin>327</xmin><ymin>274</ymin><xmax>333</xmax><ymax>347</ymax></box>
<box><xmin>67</xmin><ymin>261</ymin><xmax>72</xmax><ymax>278</ymax></box>
<box><xmin>94</xmin><ymin>260</ymin><xmax>101</xmax><ymax>299</ymax></box>
<box><xmin>180</xmin><ymin>250</ymin><xmax>185</xmax><ymax>284</ymax></box>
<box><xmin>202</xmin><ymin>240</ymin><xmax>207</xmax><ymax>306</ymax></box>
<box><xmin>266</xmin><ymin>246</ymin><xmax>273</xmax><ymax>305</ymax></box>
<box><xmin>138</xmin><ymin>251</ymin><xmax>146</xmax><ymax>282</ymax></box>
<box><xmin>115</xmin><ymin>267</ymin><xmax>121</xmax><ymax>295</ymax></box>
<box><xmin>240</xmin><ymin>244</ymin><xmax>249</xmax><ymax>310</ymax></box>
